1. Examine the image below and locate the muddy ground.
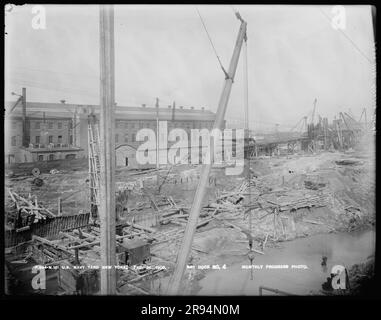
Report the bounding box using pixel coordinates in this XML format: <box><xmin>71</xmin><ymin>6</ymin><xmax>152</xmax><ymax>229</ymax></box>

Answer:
<box><xmin>4</xmin><ymin>133</ymin><xmax>376</xmax><ymax>295</ymax></box>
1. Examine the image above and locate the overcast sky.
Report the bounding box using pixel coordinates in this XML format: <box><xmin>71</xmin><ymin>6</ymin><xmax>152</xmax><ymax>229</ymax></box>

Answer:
<box><xmin>4</xmin><ymin>5</ymin><xmax>376</xmax><ymax>132</ymax></box>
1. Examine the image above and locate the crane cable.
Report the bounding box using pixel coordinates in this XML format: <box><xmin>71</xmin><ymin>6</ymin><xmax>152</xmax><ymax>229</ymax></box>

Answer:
<box><xmin>195</xmin><ymin>7</ymin><xmax>230</xmax><ymax>79</ymax></box>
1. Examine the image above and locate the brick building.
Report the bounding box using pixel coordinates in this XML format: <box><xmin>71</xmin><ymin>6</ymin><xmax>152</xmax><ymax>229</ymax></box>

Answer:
<box><xmin>5</xmin><ymin>101</ymin><xmax>218</xmax><ymax>166</ymax></box>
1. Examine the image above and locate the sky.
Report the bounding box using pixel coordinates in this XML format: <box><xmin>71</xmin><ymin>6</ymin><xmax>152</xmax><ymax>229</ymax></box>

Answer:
<box><xmin>4</xmin><ymin>4</ymin><xmax>376</xmax><ymax>133</ymax></box>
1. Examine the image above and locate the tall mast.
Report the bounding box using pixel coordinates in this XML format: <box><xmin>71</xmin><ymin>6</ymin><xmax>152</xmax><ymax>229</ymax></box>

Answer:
<box><xmin>167</xmin><ymin>13</ymin><xmax>247</xmax><ymax>294</ymax></box>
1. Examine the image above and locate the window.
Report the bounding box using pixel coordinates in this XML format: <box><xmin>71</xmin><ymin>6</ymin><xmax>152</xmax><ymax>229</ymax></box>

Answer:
<box><xmin>11</xmin><ymin>136</ymin><xmax>16</xmax><ymax>146</ymax></box>
<box><xmin>124</xmin><ymin>134</ymin><xmax>128</xmax><ymax>143</ymax></box>
<box><xmin>36</xmin><ymin>136</ymin><xmax>40</xmax><ymax>144</ymax></box>
<box><xmin>49</xmin><ymin>154</ymin><xmax>54</xmax><ymax>161</ymax></box>
<box><xmin>12</xmin><ymin>122</ymin><xmax>17</xmax><ymax>129</ymax></box>
<box><xmin>58</xmin><ymin>135</ymin><xmax>62</xmax><ymax>143</ymax></box>
<box><xmin>35</xmin><ymin>122</ymin><xmax>40</xmax><ymax>129</ymax></box>
<box><xmin>38</xmin><ymin>155</ymin><xmax>44</xmax><ymax>161</ymax></box>
<box><xmin>8</xmin><ymin>155</ymin><xmax>15</xmax><ymax>164</ymax></box>
<box><xmin>58</xmin><ymin>122</ymin><xmax>62</xmax><ymax>129</ymax></box>
<box><xmin>132</xmin><ymin>133</ymin><xmax>136</xmax><ymax>142</ymax></box>
<box><xmin>48</xmin><ymin>136</ymin><xmax>53</xmax><ymax>143</ymax></box>
<box><xmin>115</xmin><ymin>134</ymin><xmax>119</xmax><ymax>143</ymax></box>
<box><xmin>69</xmin><ymin>135</ymin><xmax>73</xmax><ymax>145</ymax></box>
<box><xmin>48</xmin><ymin>122</ymin><xmax>53</xmax><ymax>129</ymax></box>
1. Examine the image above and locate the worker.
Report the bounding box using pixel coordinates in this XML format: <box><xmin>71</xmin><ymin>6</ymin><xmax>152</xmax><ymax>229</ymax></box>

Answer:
<box><xmin>321</xmin><ymin>256</ymin><xmax>328</xmax><ymax>273</ymax></box>
<box><xmin>322</xmin><ymin>273</ymin><xmax>334</xmax><ymax>291</ymax></box>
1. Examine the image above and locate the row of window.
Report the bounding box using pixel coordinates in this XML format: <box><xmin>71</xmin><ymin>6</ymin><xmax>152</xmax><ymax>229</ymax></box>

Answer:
<box><xmin>115</xmin><ymin>121</ymin><xmax>214</xmax><ymax>129</ymax></box>
<box><xmin>11</xmin><ymin>121</ymin><xmax>73</xmax><ymax>130</ymax></box>
<box><xmin>113</xmin><ymin>126</ymin><xmax>215</xmax><ymax>144</ymax></box>
<box><xmin>36</xmin><ymin>135</ymin><xmax>63</xmax><ymax>144</ymax></box>
<box><xmin>12</xmin><ymin>120</ymin><xmax>212</xmax><ymax>131</ymax></box>
<box><xmin>115</xmin><ymin>133</ymin><xmax>136</xmax><ymax>144</ymax></box>
<box><xmin>37</xmin><ymin>153</ymin><xmax>76</xmax><ymax>161</ymax></box>
<box><xmin>33</xmin><ymin>121</ymin><xmax>69</xmax><ymax>130</ymax></box>
<box><xmin>10</xmin><ymin>135</ymin><xmax>73</xmax><ymax>146</ymax></box>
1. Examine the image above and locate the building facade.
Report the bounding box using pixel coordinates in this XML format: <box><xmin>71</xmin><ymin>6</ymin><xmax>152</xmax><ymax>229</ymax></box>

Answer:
<box><xmin>5</xmin><ymin>101</ymin><xmax>219</xmax><ymax>167</ymax></box>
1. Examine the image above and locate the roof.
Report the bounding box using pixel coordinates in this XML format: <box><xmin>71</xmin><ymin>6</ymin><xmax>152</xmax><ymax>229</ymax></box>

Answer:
<box><xmin>5</xmin><ymin>101</ymin><xmax>216</xmax><ymax>121</ymax></box>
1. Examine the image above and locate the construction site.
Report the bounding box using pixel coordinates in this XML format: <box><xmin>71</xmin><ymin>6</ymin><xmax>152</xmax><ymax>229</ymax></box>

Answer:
<box><xmin>4</xmin><ymin>5</ymin><xmax>376</xmax><ymax>296</ymax></box>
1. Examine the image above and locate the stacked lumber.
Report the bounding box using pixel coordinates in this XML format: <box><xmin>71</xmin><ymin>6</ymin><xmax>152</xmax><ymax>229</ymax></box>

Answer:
<box><xmin>264</xmin><ymin>193</ymin><xmax>328</xmax><ymax>211</ymax></box>
<box><xmin>7</xmin><ymin>189</ymin><xmax>56</xmax><ymax>231</ymax></box>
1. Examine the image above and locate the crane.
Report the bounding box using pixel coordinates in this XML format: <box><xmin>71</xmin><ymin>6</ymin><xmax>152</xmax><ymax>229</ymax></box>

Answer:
<box><xmin>167</xmin><ymin>10</ymin><xmax>247</xmax><ymax>294</ymax></box>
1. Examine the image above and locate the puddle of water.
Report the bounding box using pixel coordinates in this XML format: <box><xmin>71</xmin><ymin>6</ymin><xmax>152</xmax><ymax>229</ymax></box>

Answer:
<box><xmin>197</xmin><ymin>229</ymin><xmax>375</xmax><ymax>296</ymax></box>
<box><xmin>6</xmin><ymin>230</ymin><xmax>375</xmax><ymax>296</ymax></box>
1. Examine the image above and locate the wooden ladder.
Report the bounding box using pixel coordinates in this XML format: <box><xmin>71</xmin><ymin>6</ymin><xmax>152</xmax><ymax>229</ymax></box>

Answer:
<box><xmin>88</xmin><ymin>117</ymin><xmax>101</xmax><ymax>221</ymax></box>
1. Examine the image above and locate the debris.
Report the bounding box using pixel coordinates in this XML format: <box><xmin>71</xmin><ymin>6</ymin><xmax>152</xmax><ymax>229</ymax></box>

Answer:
<box><xmin>302</xmin><ymin>219</ymin><xmax>324</xmax><ymax>225</ymax></box>
<box><xmin>32</xmin><ymin>177</ymin><xmax>44</xmax><ymax>187</ymax></box>
<box><xmin>32</xmin><ymin>168</ymin><xmax>40</xmax><ymax>177</ymax></box>
<box><xmin>335</xmin><ymin>159</ymin><xmax>362</xmax><ymax>166</ymax></box>
<box><xmin>304</xmin><ymin>180</ymin><xmax>326</xmax><ymax>190</ymax></box>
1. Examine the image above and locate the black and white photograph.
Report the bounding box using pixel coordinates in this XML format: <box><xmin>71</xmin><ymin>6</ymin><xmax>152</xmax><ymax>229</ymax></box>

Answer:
<box><xmin>3</xmin><ymin>4</ymin><xmax>376</xmax><ymax>297</ymax></box>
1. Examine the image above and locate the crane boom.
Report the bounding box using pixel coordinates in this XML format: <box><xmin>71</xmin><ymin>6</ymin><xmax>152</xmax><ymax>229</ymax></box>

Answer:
<box><xmin>167</xmin><ymin>15</ymin><xmax>247</xmax><ymax>295</ymax></box>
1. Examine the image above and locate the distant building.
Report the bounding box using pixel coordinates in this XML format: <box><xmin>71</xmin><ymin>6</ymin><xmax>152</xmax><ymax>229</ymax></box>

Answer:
<box><xmin>5</xmin><ymin>101</ymin><xmax>219</xmax><ymax>166</ymax></box>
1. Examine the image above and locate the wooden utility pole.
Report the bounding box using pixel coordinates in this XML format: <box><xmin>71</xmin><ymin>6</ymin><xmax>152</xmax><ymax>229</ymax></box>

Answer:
<box><xmin>156</xmin><ymin>97</ymin><xmax>160</xmax><ymax>169</ymax></box>
<box><xmin>167</xmin><ymin>14</ymin><xmax>247</xmax><ymax>295</ymax></box>
<box><xmin>22</xmin><ymin>87</ymin><xmax>27</xmax><ymax>147</ymax></box>
<box><xmin>99</xmin><ymin>4</ymin><xmax>116</xmax><ymax>295</ymax></box>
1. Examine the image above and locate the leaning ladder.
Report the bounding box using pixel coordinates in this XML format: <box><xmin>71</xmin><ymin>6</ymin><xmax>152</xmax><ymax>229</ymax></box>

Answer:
<box><xmin>88</xmin><ymin>118</ymin><xmax>101</xmax><ymax>221</ymax></box>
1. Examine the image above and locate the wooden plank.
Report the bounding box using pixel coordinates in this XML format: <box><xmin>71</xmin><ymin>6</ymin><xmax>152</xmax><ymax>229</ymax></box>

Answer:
<box><xmin>125</xmin><ymin>221</ymin><xmax>156</xmax><ymax>233</ymax></box>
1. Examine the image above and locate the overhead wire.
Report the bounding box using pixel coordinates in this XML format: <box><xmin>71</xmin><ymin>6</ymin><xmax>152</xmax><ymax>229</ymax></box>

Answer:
<box><xmin>318</xmin><ymin>8</ymin><xmax>373</xmax><ymax>64</ymax></box>
<box><xmin>195</xmin><ymin>6</ymin><xmax>229</xmax><ymax>78</ymax></box>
